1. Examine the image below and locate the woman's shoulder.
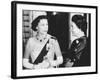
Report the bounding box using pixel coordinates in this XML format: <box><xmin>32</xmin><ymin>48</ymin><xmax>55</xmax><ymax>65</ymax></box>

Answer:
<box><xmin>27</xmin><ymin>37</ymin><xmax>36</xmax><ymax>44</ymax></box>
<box><xmin>47</xmin><ymin>34</ymin><xmax>58</xmax><ymax>45</ymax></box>
<box><xmin>47</xmin><ymin>34</ymin><xmax>57</xmax><ymax>40</ymax></box>
<box><xmin>74</xmin><ymin>36</ymin><xmax>86</xmax><ymax>42</ymax></box>
<box><xmin>78</xmin><ymin>36</ymin><xmax>87</xmax><ymax>42</ymax></box>
<box><xmin>72</xmin><ymin>36</ymin><xmax>87</xmax><ymax>47</ymax></box>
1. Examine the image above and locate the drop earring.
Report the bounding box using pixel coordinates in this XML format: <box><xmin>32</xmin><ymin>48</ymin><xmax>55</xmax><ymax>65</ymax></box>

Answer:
<box><xmin>36</xmin><ymin>27</ymin><xmax>38</xmax><ymax>30</ymax></box>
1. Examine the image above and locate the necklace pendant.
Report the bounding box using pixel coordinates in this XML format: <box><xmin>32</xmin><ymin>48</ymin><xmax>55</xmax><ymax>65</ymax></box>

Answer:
<box><xmin>40</xmin><ymin>39</ymin><xmax>42</xmax><ymax>42</ymax></box>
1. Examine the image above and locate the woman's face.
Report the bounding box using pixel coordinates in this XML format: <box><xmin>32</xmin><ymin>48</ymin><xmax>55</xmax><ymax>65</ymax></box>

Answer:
<box><xmin>71</xmin><ymin>22</ymin><xmax>82</xmax><ymax>36</ymax></box>
<box><xmin>37</xmin><ymin>19</ymin><xmax>48</xmax><ymax>35</ymax></box>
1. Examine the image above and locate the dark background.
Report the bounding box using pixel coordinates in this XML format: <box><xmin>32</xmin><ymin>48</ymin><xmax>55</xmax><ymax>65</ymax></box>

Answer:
<box><xmin>47</xmin><ymin>12</ymin><xmax>70</xmax><ymax>52</ymax></box>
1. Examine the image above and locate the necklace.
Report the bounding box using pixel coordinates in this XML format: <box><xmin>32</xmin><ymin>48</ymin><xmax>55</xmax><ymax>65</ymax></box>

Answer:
<box><xmin>36</xmin><ymin>33</ymin><xmax>47</xmax><ymax>42</ymax></box>
<box><xmin>36</xmin><ymin>37</ymin><xmax>46</xmax><ymax>42</ymax></box>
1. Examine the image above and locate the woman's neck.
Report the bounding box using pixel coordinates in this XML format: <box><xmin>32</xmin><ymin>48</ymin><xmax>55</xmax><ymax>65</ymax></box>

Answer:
<box><xmin>36</xmin><ymin>32</ymin><xmax>47</xmax><ymax>42</ymax></box>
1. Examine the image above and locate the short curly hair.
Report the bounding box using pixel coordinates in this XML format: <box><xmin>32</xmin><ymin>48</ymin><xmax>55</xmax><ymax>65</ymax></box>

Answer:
<box><xmin>72</xmin><ymin>15</ymin><xmax>87</xmax><ymax>35</ymax></box>
<box><xmin>31</xmin><ymin>15</ymin><xmax>48</xmax><ymax>31</ymax></box>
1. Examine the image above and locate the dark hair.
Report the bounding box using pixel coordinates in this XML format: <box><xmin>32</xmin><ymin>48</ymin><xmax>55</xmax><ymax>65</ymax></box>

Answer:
<box><xmin>72</xmin><ymin>15</ymin><xmax>87</xmax><ymax>35</ymax></box>
<box><xmin>31</xmin><ymin>15</ymin><xmax>48</xmax><ymax>31</ymax></box>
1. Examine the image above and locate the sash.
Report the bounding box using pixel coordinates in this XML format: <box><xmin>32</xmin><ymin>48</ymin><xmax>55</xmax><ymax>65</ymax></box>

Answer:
<box><xmin>33</xmin><ymin>40</ymin><xmax>49</xmax><ymax>64</ymax></box>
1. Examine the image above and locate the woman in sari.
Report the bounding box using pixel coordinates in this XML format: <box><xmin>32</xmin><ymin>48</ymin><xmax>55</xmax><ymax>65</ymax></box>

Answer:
<box><xmin>23</xmin><ymin>15</ymin><xmax>63</xmax><ymax>69</ymax></box>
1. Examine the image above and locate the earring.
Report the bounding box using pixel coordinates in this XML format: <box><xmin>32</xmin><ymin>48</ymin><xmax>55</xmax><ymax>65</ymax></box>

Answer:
<box><xmin>36</xmin><ymin>27</ymin><xmax>38</xmax><ymax>30</ymax></box>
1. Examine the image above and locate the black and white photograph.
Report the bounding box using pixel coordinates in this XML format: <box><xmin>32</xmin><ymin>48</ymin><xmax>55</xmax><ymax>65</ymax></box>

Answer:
<box><xmin>22</xmin><ymin>10</ymin><xmax>90</xmax><ymax>69</ymax></box>
<box><xmin>11</xmin><ymin>1</ymin><xmax>97</xmax><ymax>79</ymax></box>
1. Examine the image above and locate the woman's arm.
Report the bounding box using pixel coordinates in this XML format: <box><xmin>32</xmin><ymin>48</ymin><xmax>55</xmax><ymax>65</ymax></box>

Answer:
<box><xmin>23</xmin><ymin>38</ymin><xmax>34</xmax><ymax>69</ymax></box>
<box><xmin>49</xmin><ymin>39</ymin><xmax>63</xmax><ymax>67</ymax></box>
<box><xmin>23</xmin><ymin>58</ymin><xmax>34</xmax><ymax>69</ymax></box>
